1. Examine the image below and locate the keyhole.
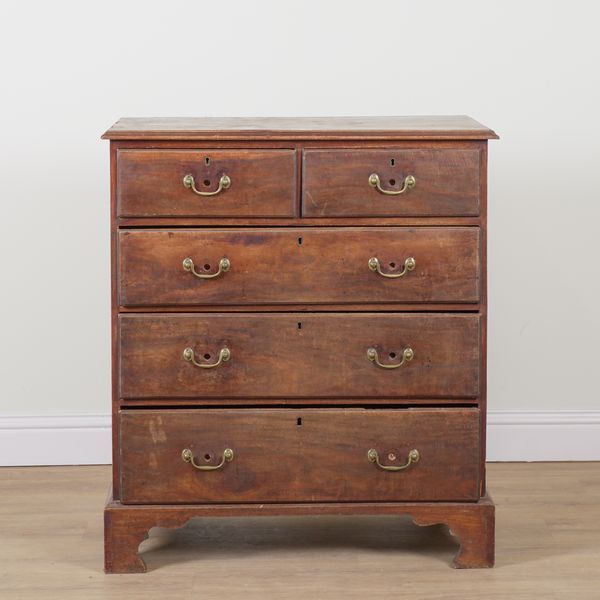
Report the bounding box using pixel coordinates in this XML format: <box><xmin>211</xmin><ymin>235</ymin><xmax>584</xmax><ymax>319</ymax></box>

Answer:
<box><xmin>297</xmin><ymin>237</ymin><xmax>303</xmax><ymax>245</ymax></box>
<box><xmin>297</xmin><ymin>417</ymin><xmax>302</xmax><ymax>426</ymax></box>
<box><xmin>390</xmin><ymin>158</ymin><xmax>395</xmax><ymax>166</ymax></box>
<box><xmin>205</xmin><ymin>157</ymin><xmax>210</xmax><ymax>166</ymax></box>
<box><xmin>297</xmin><ymin>322</ymin><xmax>302</xmax><ymax>329</ymax></box>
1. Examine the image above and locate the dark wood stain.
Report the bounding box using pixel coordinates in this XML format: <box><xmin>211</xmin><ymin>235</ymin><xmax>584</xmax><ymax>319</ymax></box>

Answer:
<box><xmin>118</xmin><ymin>313</ymin><xmax>480</xmax><ymax>399</ymax></box>
<box><xmin>102</xmin><ymin>116</ymin><xmax>498</xmax><ymax>140</ymax></box>
<box><xmin>119</xmin><ymin>408</ymin><xmax>480</xmax><ymax>503</ymax></box>
<box><xmin>117</xmin><ymin>149</ymin><xmax>296</xmax><ymax>217</ymax></box>
<box><xmin>118</xmin><ymin>227</ymin><xmax>480</xmax><ymax>306</ymax></box>
<box><xmin>303</xmin><ymin>149</ymin><xmax>480</xmax><ymax>217</ymax></box>
<box><xmin>104</xmin><ymin>116</ymin><xmax>496</xmax><ymax>573</ymax></box>
<box><xmin>104</xmin><ymin>495</ymin><xmax>495</xmax><ymax>573</ymax></box>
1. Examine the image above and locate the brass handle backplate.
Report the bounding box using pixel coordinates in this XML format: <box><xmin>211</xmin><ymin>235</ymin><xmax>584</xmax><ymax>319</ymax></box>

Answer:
<box><xmin>183</xmin><ymin>257</ymin><xmax>230</xmax><ymax>279</ymax></box>
<box><xmin>181</xmin><ymin>448</ymin><xmax>234</xmax><ymax>471</ymax></box>
<box><xmin>368</xmin><ymin>173</ymin><xmax>416</xmax><ymax>195</ymax></box>
<box><xmin>368</xmin><ymin>256</ymin><xmax>416</xmax><ymax>278</ymax></box>
<box><xmin>367</xmin><ymin>448</ymin><xmax>420</xmax><ymax>471</ymax></box>
<box><xmin>182</xmin><ymin>173</ymin><xmax>231</xmax><ymax>196</ymax></box>
<box><xmin>367</xmin><ymin>347</ymin><xmax>414</xmax><ymax>369</ymax></box>
<box><xmin>183</xmin><ymin>347</ymin><xmax>230</xmax><ymax>368</ymax></box>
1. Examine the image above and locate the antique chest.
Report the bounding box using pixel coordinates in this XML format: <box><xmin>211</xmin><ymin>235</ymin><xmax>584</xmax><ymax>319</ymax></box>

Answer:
<box><xmin>102</xmin><ymin>116</ymin><xmax>497</xmax><ymax>572</ymax></box>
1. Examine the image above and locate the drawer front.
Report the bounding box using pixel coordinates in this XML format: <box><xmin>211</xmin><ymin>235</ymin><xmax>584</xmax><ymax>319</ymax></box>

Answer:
<box><xmin>116</xmin><ymin>149</ymin><xmax>296</xmax><ymax>217</ymax></box>
<box><xmin>119</xmin><ymin>227</ymin><xmax>480</xmax><ymax>306</ymax></box>
<box><xmin>120</xmin><ymin>408</ymin><xmax>480</xmax><ymax>503</ymax></box>
<box><xmin>119</xmin><ymin>313</ymin><xmax>479</xmax><ymax>399</ymax></box>
<box><xmin>303</xmin><ymin>149</ymin><xmax>480</xmax><ymax>217</ymax></box>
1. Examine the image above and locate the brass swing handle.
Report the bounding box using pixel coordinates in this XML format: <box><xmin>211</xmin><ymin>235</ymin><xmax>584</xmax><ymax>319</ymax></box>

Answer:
<box><xmin>183</xmin><ymin>257</ymin><xmax>230</xmax><ymax>279</ymax></box>
<box><xmin>367</xmin><ymin>448</ymin><xmax>420</xmax><ymax>471</ymax></box>
<box><xmin>368</xmin><ymin>173</ymin><xmax>416</xmax><ymax>195</ymax></box>
<box><xmin>181</xmin><ymin>448</ymin><xmax>234</xmax><ymax>471</ymax></box>
<box><xmin>182</xmin><ymin>173</ymin><xmax>231</xmax><ymax>196</ymax></box>
<box><xmin>183</xmin><ymin>347</ymin><xmax>231</xmax><ymax>368</ymax></box>
<box><xmin>367</xmin><ymin>347</ymin><xmax>414</xmax><ymax>369</ymax></box>
<box><xmin>368</xmin><ymin>256</ymin><xmax>415</xmax><ymax>278</ymax></box>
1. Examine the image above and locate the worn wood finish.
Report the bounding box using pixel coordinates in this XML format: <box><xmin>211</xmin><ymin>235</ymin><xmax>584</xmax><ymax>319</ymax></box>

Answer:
<box><xmin>118</xmin><ymin>313</ymin><xmax>480</xmax><ymax>399</ymax></box>
<box><xmin>104</xmin><ymin>494</ymin><xmax>494</xmax><ymax>573</ymax></box>
<box><xmin>479</xmin><ymin>144</ymin><xmax>489</xmax><ymax>495</ymax></box>
<box><xmin>118</xmin><ymin>302</ymin><xmax>481</xmax><ymax>313</ymax></box>
<box><xmin>117</xmin><ymin>149</ymin><xmax>296</xmax><ymax>217</ymax></box>
<box><xmin>110</xmin><ymin>142</ymin><xmax>120</xmax><ymax>498</ymax></box>
<box><xmin>119</xmin><ymin>397</ymin><xmax>479</xmax><ymax>408</ymax></box>
<box><xmin>112</xmin><ymin>139</ymin><xmax>492</xmax><ymax>152</ymax></box>
<box><xmin>119</xmin><ymin>408</ymin><xmax>480</xmax><ymax>504</ymax></box>
<box><xmin>105</xmin><ymin>116</ymin><xmax>496</xmax><ymax>573</ymax></box>
<box><xmin>303</xmin><ymin>149</ymin><xmax>480</xmax><ymax>217</ymax></box>
<box><xmin>102</xmin><ymin>116</ymin><xmax>498</xmax><ymax>140</ymax></box>
<box><xmin>118</xmin><ymin>216</ymin><xmax>484</xmax><ymax>227</ymax></box>
<box><xmin>118</xmin><ymin>227</ymin><xmax>480</xmax><ymax>306</ymax></box>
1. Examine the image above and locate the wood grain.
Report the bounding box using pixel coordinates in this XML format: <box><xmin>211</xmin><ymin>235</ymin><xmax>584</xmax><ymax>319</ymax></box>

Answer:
<box><xmin>303</xmin><ymin>149</ymin><xmax>480</xmax><ymax>217</ymax></box>
<box><xmin>117</xmin><ymin>302</ymin><xmax>481</xmax><ymax>313</ymax></box>
<box><xmin>118</xmin><ymin>216</ymin><xmax>484</xmax><ymax>227</ymax></box>
<box><xmin>118</xmin><ymin>227</ymin><xmax>481</xmax><ymax>306</ymax></box>
<box><xmin>119</xmin><ymin>397</ymin><xmax>479</xmax><ymax>408</ymax></box>
<box><xmin>102</xmin><ymin>116</ymin><xmax>498</xmax><ymax>140</ymax></box>
<box><xmin>119</xmin><ymin>408</ymin><xmax>480</xmax><ymax>504</ymax></box>
<box><xmin>105</xmin><ymin>495</ymin><xmax>494</xmax><ymax>573</ymax></box>
<box><xmin>117</xmin><ymin>149</ymin><xmax>296</xmax><ymax>217</ymax></box>
<box><xmin>105</xmin><ymin>117</ymin><xmax>496</xmax><ymax>573</ymax></box>
<box><xmin>6</xmin><ymin>463</ymin><xmax>600</xmax><ymax>592</ymax></box>
<box><xmin>118</xmin><ymin>313</ymin><xmax>480</xmax><ymax>399</ymax></box>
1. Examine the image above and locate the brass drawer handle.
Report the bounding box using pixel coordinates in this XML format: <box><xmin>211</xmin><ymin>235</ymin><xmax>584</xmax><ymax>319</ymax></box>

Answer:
<box><xmin>183</xmin><ymin>257</ymin><xmax>230</xmax><ymax>279</ymax></box>
<box><xmin>367</xmin><ymin>448</ymin><xmax>420</xmax><ymax>471</ymax></box>
<box><xmin>368</xmin><ymin>256</ymin><xmax>415</xmax><ymax>278</ymax></box>
<box><xmin>182</xmin><ymin>448</ymin><xmax>234</xmax><ymax>471</ymax></box>
<box><xmin>183</xmin><ymin>347</ymin><xmax>230</xmax><ymax>368</ymax></box>
<box><xmin>368</xmin><ymin>173</ymin><xmax>416</xmax><ymax>195</ymax></box>
<box><xmin>367</xmin><ymin>347</ymin><xmax>414</xmax><ymax>369</ymax></box>
<box><xmin>182</xmin><ymin>173</ymin><xmax>231</xmax><ymax>196</ymax></box>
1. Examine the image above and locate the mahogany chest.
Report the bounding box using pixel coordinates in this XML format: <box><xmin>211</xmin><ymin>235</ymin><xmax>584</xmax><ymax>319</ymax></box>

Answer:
<box><xmin>102</xmin><ymin>116</ymin><xmax>497</xmax><ymax>572</ymax></box>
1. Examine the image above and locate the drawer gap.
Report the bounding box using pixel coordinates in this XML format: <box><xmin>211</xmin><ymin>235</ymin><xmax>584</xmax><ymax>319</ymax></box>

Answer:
<box><xmin>119</xmin><ymin>402</ymin><xmax>479</xmax><ymax>411</ymax></box>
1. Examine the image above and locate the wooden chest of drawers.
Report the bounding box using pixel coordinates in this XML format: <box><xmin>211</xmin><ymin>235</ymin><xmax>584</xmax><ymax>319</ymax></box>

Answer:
<box><xmin>103</xmin><ymin>116</ymin><xmax>497</xmax><ymax>573</ymax></box>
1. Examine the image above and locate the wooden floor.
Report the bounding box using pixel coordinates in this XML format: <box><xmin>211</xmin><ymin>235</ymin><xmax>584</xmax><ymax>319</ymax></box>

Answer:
<box><xmin>1</xmin><ymin>463</ymin><xmax>599</xmax><ymax>599</ymax></box>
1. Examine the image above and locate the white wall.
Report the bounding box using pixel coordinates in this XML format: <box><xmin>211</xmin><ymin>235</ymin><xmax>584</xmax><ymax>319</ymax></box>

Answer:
<box><xmin>1</xmin><ymin>1</ymin><xmax>599</xmax><ymax>456</ymax></box>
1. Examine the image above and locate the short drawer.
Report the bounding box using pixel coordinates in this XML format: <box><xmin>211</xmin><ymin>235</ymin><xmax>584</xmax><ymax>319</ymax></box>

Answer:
<box><xmin>116</xmin><ymin>149</ymin><xmax>296</xmax><ymax>217</ymax></box>
<box><xmin>119</xmin><ymin>408</ymin><xmax>481</xmax><ymax>503</ymax></box>
<box><xmin>303</xmin><ymin>148</ymin><xmax>480</xmax><ymax>217</ymax></box>
<box><xmin>118</xmin><ymin>227</ymin><xmax>480</xmax><ymax>306</ymax></box>
<box><xmin>118</xmin><ymin>313</ymin><xmax>480</xmax><ymax>399</ymax></box>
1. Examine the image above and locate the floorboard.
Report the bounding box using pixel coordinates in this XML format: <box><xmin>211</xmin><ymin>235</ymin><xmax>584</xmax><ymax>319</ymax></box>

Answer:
<box><xmin>0</xmin><ymin>463</ymin><xmax>598</xmax><ymax>599</ymax></box>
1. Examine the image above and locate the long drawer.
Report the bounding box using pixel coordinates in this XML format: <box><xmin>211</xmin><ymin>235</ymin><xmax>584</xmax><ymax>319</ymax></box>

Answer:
<box><xmin>116</xmin><ymin>149</ymin><xmax>296</xmax><ymax>217</ymax></box>
<box><xmin>118</xmin><ymin>313</ymin><xmax>480</xmax><ymax>399</ymax></box>
<box><xmin>303</xmin><ymin>148</ymin><xmax>481</xmax><ymax>217</ymax></box>
<box><xmin>118</xmin><ymin>227</ymin><xmax>480</xmax><ymax>306</ymax></box>
<box><xmin>119</xmin><ymin>408</ymin><xmax>481</xmax><ymax>503</ymax></box>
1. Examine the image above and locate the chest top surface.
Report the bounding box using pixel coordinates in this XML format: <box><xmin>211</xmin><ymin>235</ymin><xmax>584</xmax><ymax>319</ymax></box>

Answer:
<box><xmin>102</xmin><ymin>115</ymin><xmax>497</xmax><ymax>141</ymax></box>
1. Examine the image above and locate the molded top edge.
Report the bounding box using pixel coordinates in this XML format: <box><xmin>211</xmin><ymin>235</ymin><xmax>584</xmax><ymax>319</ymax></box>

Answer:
<box><xmin>102</xmin><ymin>116</ymin><xmax>498</xmax><ymax>140</ymax></box>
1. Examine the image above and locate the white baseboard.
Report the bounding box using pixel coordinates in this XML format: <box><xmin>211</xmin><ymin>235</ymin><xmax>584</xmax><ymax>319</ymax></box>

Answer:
<box><xmin>1</xmin><ymin>411</ymin><xmax>599</xmax><ymax>466</ymax></box>
<box><xmin>487</xmin><ymin>410</ymin><xmax>600</xmax><ymax>461</ymax></box>
<box><xmin>0</xmin><ymin>415</ymin><xmax>111</xmax><ymax>466</ymax></box>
